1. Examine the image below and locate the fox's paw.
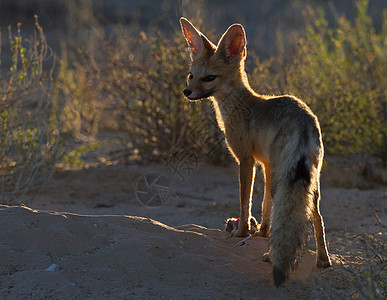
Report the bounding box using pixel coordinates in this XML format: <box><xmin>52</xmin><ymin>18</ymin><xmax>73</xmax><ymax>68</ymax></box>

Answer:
<box><xmin>225</xmin><ymin>217</ymin><xmax>248</xmax><ymax>237</ymax></box>
<box><xmin>232</xmin><ymin>226</ymin><xmax>249</xmax><ymax>237</ymax></box>
<box><xmin>249</xmin><ymin>216</ymin><xmax>259</xmax><ymax>233</ymax></box>
<box><xmin>316</xmin><ymin>249</ymin><xmax>332</xmax><ymax>268</ymax></box>
<box><xmin>262</xmin><ymin>252</ymin><xmax>271</xmax><ymax>263</ymax></box>
<box><xmin>225</xmin><ymin>217</ymin><xmax>239</xmax><ymax>233</ymax></box>
<box><xmin>225</xmin><ymin>217</ymin><xmax>258</xmax><ymax>237</ymax></box>
<box><xmin>316</xmin><ymin>257</ymin><xmax>332</xmax><ymax>268</ymax></box>
<box><xmin>255</xmin><ymin>223</ymin><xmax>269</xmax><ymax>238</ymax></box>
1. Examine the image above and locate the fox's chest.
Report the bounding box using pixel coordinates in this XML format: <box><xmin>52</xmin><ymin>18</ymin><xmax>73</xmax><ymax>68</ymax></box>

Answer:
<box><xmin>211</xmin><ymin>99</ymin><xmax>252</xmax><ymax>155</ymax></box>
<box><xmin>211</xmin><ymin>100</ymin><xmax>225</xmax><ymax>132</ymax></box>
<box><xmin>221</xmin><ymin>115</ymin><xmax>254</xmax><ymax>160</ymax></box>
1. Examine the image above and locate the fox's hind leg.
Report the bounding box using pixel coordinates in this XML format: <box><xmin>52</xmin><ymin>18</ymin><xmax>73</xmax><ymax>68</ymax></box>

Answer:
<box><xmin>312</xmin><ymin>184</ymin><xmax>332</xmax><ymax>268</ymax></box>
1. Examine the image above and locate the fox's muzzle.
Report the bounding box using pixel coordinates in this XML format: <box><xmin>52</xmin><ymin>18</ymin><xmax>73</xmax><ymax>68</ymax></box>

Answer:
<box><xmin>182</xmin><ymin>88</ymin><xmax>216</xmax><ymax>100</ymax></box>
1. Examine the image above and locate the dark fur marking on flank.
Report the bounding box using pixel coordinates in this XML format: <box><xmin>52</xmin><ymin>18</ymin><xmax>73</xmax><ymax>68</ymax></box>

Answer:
<box><xmin>291</xmin><ymin>155</ymin><xmax>310</xmax><ymax>185</ymax></box>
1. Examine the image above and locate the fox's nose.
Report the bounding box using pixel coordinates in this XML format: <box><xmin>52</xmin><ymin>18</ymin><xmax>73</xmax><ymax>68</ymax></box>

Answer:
<box><xmin>183</xmin><ymin>89</ymin><xmax>192</xmax><ymax>97</ymax></box>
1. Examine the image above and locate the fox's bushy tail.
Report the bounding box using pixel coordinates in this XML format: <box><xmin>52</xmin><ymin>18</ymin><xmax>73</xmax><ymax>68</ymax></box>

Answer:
<box><xmin>269</xmin><ymin>150</ymin><xmax>315</xmax><ymax>287</ymax></box>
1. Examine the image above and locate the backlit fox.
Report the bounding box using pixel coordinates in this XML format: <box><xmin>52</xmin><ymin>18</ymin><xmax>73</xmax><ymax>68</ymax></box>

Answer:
<box><xmin>180</xmin><ymin>18</ymin><xmax>332</xmax><ymax>287</ymax></box>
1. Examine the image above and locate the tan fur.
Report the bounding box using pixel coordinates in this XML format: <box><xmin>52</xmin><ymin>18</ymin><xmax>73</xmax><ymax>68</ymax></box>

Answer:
<box><xmin>180</xmin><ymin>17</ymin><xmax>331</xmax><ymax>287</ymax></box>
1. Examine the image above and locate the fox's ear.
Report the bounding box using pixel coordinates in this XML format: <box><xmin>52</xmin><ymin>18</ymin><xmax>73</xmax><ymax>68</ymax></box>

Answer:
<box><xmin>216</xmin><ymin>24</ymin><xmax>246</xmax><ymax>64</ymax></box>
<box><xmin>180</xmin><ymin>17</ymin><xmax>215</xmax><ymax>60</ymax></box>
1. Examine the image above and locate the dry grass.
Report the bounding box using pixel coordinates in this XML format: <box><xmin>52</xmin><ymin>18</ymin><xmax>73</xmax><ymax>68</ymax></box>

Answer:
<box><xmin>0</xmin><ymin>16</ymin><xmax>60</xmax><ymax>204</ymax></box>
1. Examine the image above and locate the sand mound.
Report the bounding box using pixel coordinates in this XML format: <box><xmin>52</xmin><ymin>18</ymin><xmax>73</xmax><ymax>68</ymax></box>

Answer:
<box><xmin>0</xmin><ymin>205</ymin><xmax>319</xmax><ymax>299</ymax></box>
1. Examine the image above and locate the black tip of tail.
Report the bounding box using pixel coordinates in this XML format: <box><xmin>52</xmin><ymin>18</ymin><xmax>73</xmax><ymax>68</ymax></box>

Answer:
<box><xmin>273</xmin><ymin>266</ymin><xmax>287</xmax><ymax>288</ymax></box>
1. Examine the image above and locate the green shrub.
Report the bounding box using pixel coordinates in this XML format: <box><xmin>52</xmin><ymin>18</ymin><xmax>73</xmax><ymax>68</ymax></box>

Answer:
<box><xmin>0</xmin><ymin>16</ymin><xmax>60</xmax><ymax>204</ymax></box>
<box><xmin>253</xmin><ymin>0</ymin><xmax>386</xmax><ymax>157</ymax></box>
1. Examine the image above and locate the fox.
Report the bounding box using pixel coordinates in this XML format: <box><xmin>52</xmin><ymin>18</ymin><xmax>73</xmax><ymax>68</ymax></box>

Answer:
<box><xmin>179</xmin><ymin>17</ymin><xmax>332</xmax><ymax>287</ymax></box>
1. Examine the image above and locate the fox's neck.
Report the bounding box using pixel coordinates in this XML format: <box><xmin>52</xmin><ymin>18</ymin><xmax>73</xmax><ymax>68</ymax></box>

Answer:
<box><xmin>211</xmin><ymin>68</ymin><xmax>259</xmax><ymax>131</ymax></box>
<box><xmin>212</xmin><ymin>67</ymin><xmax>258</xmax><ymax>109</ymax></box>
<box><xmin>215</xmin><ymin>63</ymin><xmax>257</xmax><ymax>97</ymax></box>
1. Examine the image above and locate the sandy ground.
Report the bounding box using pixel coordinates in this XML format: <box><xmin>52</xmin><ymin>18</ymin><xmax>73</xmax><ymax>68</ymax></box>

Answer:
<box><xmin>1</xmin><ymin>162</ymin><xmax>386</xmax><ymax>299</ymax></box>
<box><xmin>1</xmin><ymin>2</ymin><xmax>385</xmax><ymax>298</ymax></box>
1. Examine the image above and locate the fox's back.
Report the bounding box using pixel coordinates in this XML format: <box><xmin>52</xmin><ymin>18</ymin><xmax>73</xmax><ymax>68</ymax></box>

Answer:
<box><xmin>229</xmin><ymin>94</ymin><xmax>323</xmax><ymax>165</ymax></box>
<box><xmin>257</xmin><ymin>95</ymin><xmax>321</xmax><ymax>138</ymax></box>
<box><xmin>262</xmin><ymin>95</ymin><xmax>317</xmax><ymax>123</ymax></box>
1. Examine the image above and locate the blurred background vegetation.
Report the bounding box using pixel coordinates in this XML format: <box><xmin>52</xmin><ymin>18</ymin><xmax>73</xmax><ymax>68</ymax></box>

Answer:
<box><xmin>0</xmin><ymin>0</ymin><xmax>386</xmax><ymax>202</ymax></box>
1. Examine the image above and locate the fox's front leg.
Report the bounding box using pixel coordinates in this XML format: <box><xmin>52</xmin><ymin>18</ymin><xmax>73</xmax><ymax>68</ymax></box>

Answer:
<box><xmin>232</xmin><ymin>158</ymin><xmax>256</xmax><ymax>237</ymax></box>
<box><xmin>256</xmin><ymin>163</ymin><xmax>272</xmax><ymax>238</ymax></box>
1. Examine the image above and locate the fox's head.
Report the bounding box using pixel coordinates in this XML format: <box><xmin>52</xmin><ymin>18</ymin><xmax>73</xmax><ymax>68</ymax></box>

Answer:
<box><xmin>180</xmin><ymin>17</ymin><xmax>247</xmax><ymax>100</ymax></box>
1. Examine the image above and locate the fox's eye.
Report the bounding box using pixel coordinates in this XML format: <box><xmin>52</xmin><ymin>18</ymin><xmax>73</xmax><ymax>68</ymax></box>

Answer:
<box><xmin>203</xmin><ymin>75</ymin><xmax>217</xmax><ymax>82</ymax></box>
<box><xmin>188</xmin><ymin>73</ymin><xmax>193</xmax><ymax>79</ymax></box>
